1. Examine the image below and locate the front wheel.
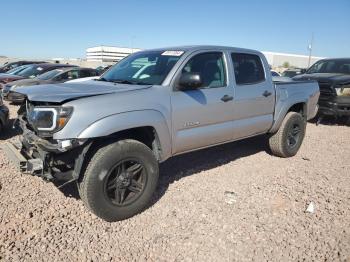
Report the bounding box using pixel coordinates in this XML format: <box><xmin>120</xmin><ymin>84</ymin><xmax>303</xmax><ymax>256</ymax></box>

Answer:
<box><xmin>79</xmin><ymin>139</ymin><xmax>159</xmax><ymax>222</ymax></box>
<box><xmin>269</xmin><ymin>112</ymin><xmax>306</xmax><ymax>158</ymax></box>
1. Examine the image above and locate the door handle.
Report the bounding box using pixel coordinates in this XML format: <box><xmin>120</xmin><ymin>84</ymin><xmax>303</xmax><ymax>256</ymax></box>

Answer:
<box><xmin>262</xmin><ymin>90</ymin><xmax>272</xmax><ymax>97</ymax></box>
<box><xmin>221</xmin><ymin>95</ymin><xmax>233</xmax><ymax>102</ymax></box>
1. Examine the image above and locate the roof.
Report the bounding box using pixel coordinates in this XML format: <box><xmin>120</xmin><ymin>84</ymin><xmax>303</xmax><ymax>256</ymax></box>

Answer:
<box><xmin>33</xmin><ymin>63</ymin><xmax>77</xmax><ymax>69</ymax></box>
<box><xmin>51</xmin><ymin>67</ymin><xmax>94</xmax><ymax>73</ymax></box>
<box><xmin>144</xmin><ymin>45</ymin><xmax>261</xmax><ymax>53</ymax></box>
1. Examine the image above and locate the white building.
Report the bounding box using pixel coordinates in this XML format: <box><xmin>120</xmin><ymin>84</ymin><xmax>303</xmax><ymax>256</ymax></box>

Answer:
<box><xmin>262</xmin><ymin>51</ymin><xmax>324</xmax><ymax>69</ymax></box>
<box><xmin>86</xmin><ymin>46</ymin><xmax>142</xmax><ymax>63</ymax></box>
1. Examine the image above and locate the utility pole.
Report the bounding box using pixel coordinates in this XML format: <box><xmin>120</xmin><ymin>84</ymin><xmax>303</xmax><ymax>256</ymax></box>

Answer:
<box><xmin>130</xmin><ymin>35</ymin><xmax>135</xmax><ymax>53</ymax></box>
<box><xmin>307</xmin><ymin>33</ymin><xmax>314</xmax><ymax>68</ymax></box>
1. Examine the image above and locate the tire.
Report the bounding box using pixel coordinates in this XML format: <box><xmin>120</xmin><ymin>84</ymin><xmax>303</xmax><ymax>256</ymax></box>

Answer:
<box><xmin>79</xmin><ymin>139</ymin><xmax>159</xmax><ymax>222</ymax></box>
<box><xmin>269</xmin><ymin>112</ymin><xmax>306</xmax><ymax>158</ymax></box>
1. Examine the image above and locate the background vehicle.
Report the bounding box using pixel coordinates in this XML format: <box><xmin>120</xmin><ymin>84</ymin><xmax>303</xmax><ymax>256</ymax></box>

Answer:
<box><xmin>0</xmin><ymin>64</ymin><xmax>31</xmax><ymax>76</ymax></box>
<box><xmin>272</xmin><ymin>76</ymin><xmax>294</xmax><ymax>82</ymax></box>
<box><xmin>0</xmin><ymin>63</ymin><xmax>76</xmax><ymax>88</ymax></box>
<box><xmin>0</xmin><ymin>65</ymin><xmax>32</xmax><ymax>89</ymax></box>
<box><xmin>0</xmin><ymin>96</ymin><xmax>9</xmax><ymax>134</ymax></box>
<box><xmin>294</xmin><ymin>58</ymin><xmax>350</xmax><ymax>120</ymax></box>
<box><xmin>282</xmin><ymin>68</ymin><xmax>306</xmax><ymax>78</ymax></box>
<box><xmin>3</xmin><ymin>46</ymin><xmax>319</xmax><ymax>222</ymax></box>
<box><xmin>65</xmin><ymin>76</ymin><xmax>99</xmax><ymax>83</ymax></box>
<box><xmin>3</xmin><ymin>67</ymin><xmax>98</xmax><ymax>103</ymax></box>
<box><xmin>271</xmin><ymin>70</ymin><xmax>280</xmax><ymax>76</ymax></box>
<box><xmin>0</xmin><ymin>60</ymin><xmax>46</xmax><ymax>73</ymax></box>
<box><xmin>96</xmin><ymin>65</ymin><xmax>112</xmax><ymax>75</ymax></box>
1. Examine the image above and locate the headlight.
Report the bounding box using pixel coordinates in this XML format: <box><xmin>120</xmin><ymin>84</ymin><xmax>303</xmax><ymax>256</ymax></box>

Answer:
<box><xmin>28</xmin><ymin>106</ymin><xmax>73</xmax><ymax>133</ymax></box>
<box><xmin>335</xmin><ymin>85</ymin><xmax>350</xmax><ymax>97</ymax></box>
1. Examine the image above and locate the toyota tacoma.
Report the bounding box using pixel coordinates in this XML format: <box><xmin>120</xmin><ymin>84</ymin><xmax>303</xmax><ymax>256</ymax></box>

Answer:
<box><xmin>2</xmin><ymin>46</ymin><xmax>319</xmax><ymax>221</ymax></box>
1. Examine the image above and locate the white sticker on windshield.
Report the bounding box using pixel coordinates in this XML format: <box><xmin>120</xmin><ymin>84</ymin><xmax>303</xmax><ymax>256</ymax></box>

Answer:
<box><xmin>37</xmin><ymin>67</ymin><xmax>43</xmax><ymax>71</ymax></box>
<box><xmin>161</xmin><ymin>51</ymin><xmax>184</xmax><ymax>56</ymax></box>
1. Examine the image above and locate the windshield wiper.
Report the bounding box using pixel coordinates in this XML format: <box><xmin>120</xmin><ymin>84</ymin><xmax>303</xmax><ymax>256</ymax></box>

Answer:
<box><xmin>111</xmin><ymin>79</ymin><xmax>136</xmax><ymax>84</ymax></box>
<box><xmin>95</xmin><ymin>77</ymin><xmax>109</xmax><ymax>82</ymax></box>
<box><xmin>113</xmin><ymin>79</ymin><xmax>153</xmax><ymax>85</ymax></box>
<box><xmin>96</xmin><ymin>78</ymin><xmax>151</xmax><ymax>85</ymax></box>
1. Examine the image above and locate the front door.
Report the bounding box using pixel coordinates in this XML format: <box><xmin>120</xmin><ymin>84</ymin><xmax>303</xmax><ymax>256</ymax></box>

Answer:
<box><xmin>171</xmin><ymin>51</ymin><xmax>235</xmax><ymax>154</ymax></box>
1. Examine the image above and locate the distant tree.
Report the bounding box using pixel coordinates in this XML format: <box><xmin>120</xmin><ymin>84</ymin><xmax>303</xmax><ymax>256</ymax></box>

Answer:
<box><xmin>282</xmin><ymin>61</ymin><xmax>290</xmax><ymax>68</ymax></box>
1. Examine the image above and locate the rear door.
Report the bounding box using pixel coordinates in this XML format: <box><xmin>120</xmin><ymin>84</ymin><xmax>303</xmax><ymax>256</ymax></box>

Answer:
<box><xmin>171</xmin><ymin>51</ymin><xmax>235</xmax><ymax>154</ymax></box>
<box><xmin>230</xmin><ymin>53</ymin><xmax>275</xmax><ymax>139</ymax></box>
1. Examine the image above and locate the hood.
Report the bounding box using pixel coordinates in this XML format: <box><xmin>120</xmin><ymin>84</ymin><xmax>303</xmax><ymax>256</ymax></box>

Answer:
<box><xmin>16</xmin><ymin>80</ymin><xmax>152</xmax><ymax>103</ymax></box>
<box><xmin>8</xmin><ymin>79</ymin><xmax>48</xmax><ymax>89</ymax></box>
<box><xmin>0</xmin><ymin>73</ymin><xmax>14</xmax><ymax>77</ymax></box>
<box><xmin>0</xmin><ymin>74</ymin><xmax>26</xmax><ymax>82</ymax></box>
<box><xmin>293</xmin><ymin>73</ymin><xmax>350</xmax><ymax>84</ymax></box>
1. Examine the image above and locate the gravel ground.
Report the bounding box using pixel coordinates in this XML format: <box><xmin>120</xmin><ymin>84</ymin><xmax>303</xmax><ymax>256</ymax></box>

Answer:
<box><xmin>0</xmin><ymin>101</ymin><xmax>350</xmax><ymax>261</ymax></box>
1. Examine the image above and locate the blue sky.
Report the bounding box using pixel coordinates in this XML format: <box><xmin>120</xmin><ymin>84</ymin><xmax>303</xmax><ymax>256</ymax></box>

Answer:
<box><xmin>1</xmin><ymin>0</ymin><xmax>349</xmax><ymax>59</ymax></box>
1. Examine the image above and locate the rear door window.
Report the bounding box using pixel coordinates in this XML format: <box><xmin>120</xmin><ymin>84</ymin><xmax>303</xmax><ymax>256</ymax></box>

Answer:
<box><xmin>231</xmin><ymin>53</ymin><xmax>265</xmax><ymax>85</ymax></box>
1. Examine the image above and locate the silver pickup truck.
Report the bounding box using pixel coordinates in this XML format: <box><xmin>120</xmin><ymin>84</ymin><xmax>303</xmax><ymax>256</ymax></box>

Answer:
<box><xmin>2</xmin><ymin>46</ymin><xmax>319</xmax><ymax>221</ymax></box>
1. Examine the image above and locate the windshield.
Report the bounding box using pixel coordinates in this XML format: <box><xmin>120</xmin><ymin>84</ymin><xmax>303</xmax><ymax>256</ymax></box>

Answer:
<box><xmin>307</xmin><ymin>59</ymin><xmax>350</xmax><ymax>74</ymax></box>
<box><xmin>36</xmin><ymin>69</ymin><xmax>63</xmax><ymax>80</ymax></box>
<box><xmin>6</xmin><ymin>65</ymin><xmax>29</xmax><ymax>75</ymax></box>
<box><xmin>101</xmin><ymin>50</ymin><xmax>184</xmax><ymax>85</ymax></box>
<box><xmin>17</xmin><ymin>65</ymin><xmax>47</xmax><ymax>78</ymax></box>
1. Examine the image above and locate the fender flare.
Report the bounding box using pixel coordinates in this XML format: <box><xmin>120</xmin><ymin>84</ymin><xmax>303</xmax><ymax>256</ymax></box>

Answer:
<box><xmin>78</xmin><ymin>110</ymin><xmax>172</xmax><ymax>161</ymax></box>
<box><xmin>270</xmin><ymin>98</ymin><xmax>307</xmax><ymax>133</ymax></box>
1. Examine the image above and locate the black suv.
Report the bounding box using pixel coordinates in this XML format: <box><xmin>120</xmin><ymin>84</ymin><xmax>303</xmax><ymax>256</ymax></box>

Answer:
<box><xmin>294</xmin><ymin>58</ymin><xmax>350</xmax><ymax>120</ymax></box>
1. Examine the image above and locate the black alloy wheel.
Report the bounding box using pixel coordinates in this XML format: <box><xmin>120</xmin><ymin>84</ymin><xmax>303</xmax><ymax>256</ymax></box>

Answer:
<box><xmin>104</xmin><ymin>159</ymin><xmax>146</xmax><ymax>206</ymax></box>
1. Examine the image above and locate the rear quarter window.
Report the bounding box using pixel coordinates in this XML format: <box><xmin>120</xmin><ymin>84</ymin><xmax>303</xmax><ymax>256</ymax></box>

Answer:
<box><xmin>231</xmin><ymin>53</ymin><xmax>265</xmax><ymax>85</ymax></box>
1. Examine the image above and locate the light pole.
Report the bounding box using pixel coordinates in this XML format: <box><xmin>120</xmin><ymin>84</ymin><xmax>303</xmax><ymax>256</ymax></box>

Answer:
<box><xmin>130</xmin><ymin>35</ymin><xmax>136</xmax><ymax>53</ymax></box>
<box><xmin>307</xmin><ymin>33</ymin><xmax>314</xmax><ymax>68</ymax></box>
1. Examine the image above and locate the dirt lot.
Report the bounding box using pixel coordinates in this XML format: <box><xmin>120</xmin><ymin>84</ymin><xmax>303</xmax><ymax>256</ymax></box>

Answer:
<box><xmin>0</xmin><ymin>101</ymin><xmax>349</xmax><ymax>261</ymax></box>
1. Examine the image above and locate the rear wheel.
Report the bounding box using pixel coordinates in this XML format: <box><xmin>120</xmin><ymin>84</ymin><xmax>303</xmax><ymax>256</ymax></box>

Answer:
<box><xmin>269</xmin><ymin>112</ymin><xmax>306</xmax><ymax>157</ymax></box>
<box><xmin>79</xmin><ymin>139</ymin><xmax>159</xmax><ymax>221</ymax></box>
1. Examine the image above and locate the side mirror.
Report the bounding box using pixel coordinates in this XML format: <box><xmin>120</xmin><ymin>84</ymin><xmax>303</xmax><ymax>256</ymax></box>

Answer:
<box><xmin>178</xmin><ymin>72</ymin><xmax>202</xmax><ymax>91</ymax></box>
<box><xmin>300</xmin><ymin>69</ymin><xmax>306</xmax><ymax>74</ymax></box>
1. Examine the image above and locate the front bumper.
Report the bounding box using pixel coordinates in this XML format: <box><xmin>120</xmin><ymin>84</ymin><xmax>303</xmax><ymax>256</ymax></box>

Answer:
<box><xmin>1</xmin><ymin>117</ymin><xmax>91</xmax><ymax>182</ymax></box>
<box><xmin>318</xmin><ymin>97</ymin><xmax>350</xmax><ymax>117</ymax></box>
<box><xmin>1</xmin><ymin>140</ymin><xmax>45</xmax><ymax>176</ymax></box>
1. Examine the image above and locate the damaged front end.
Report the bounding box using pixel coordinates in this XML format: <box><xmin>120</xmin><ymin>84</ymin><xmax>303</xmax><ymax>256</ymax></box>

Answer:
<box><xmin>1</xmin><ymin>101</ymin><xmax>90</xmax><ymax>185</ymax></box>
<box><xmin>318</xmin><ymin>82</ymin><xmax>350</xmax><ymax>117</ymax></box>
